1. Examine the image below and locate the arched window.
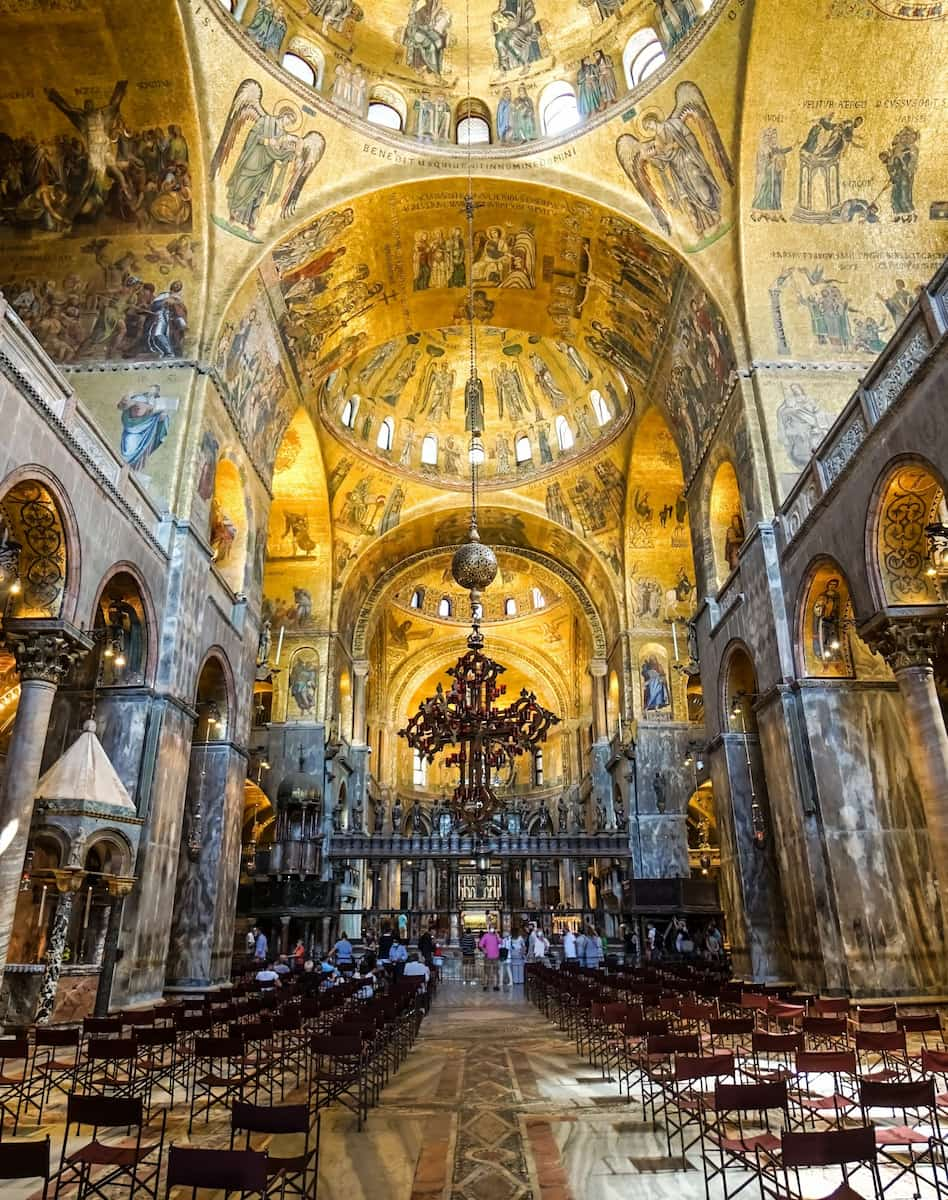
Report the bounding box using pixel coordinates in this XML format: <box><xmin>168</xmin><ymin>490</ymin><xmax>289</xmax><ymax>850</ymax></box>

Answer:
<box><xmin>457</xmin><ymin>115</ymin><xmax>491</xmax><ymax>145</ymax></box>
<box><xmin>438</xmin><ymin>596</ymin><xmax>452</xmax><ymax>618</ymax></box>
<box><xmin>623</xmin><ymin>29</ymin><xmax>666</xmax><ymax>87</ymax></box>
<box><xmin>539</xmin><ymin>81</ymin><xmax>580</xmax><ymax>137</ymax></box>
<box><xmin>531</xmin><ymin>587</ymin><xmax>545</xmax><ymax>609</ymax></box>
<box><xmin>367</xmin><ymin>102</ymin><xmax>403</xmax><ymax>131</ymax></box>
<box><xmin>282</xmin><ymin>52</ymin><xmax>316</xmax><ymax>88</ymax></box>
<box><xmin>410</xmin><ymin>589</ymin><xmax>423</xmax><ymax>609</ymax></box>
<box><xmin>590</xmin><ymin>388</ymin><xmax>611</xmax><ymax>426</ymax></box>
<box><xmin>412</xmin><ymin>748</ymin><xmax>427</xmax><ymax>788</ymax></box>
<box><xmin>421</xmin><ymin>434</ymin><xmax>438</xmax><ymax>465</ymax></box>
<box><xmin>341</xmin><ymin>395</ymin><xmax>359</xmax><ymax>428</ymax></box>
<box><xmin>376</xmin><ymin>416</ymin><xmax>394</xmax><ymax>451</ymax></box>
<box><xmin>515</xmin><ymin>435</ymin><xmax>532</xmax><ymax>464</ymax></box>
<box><xmin>504</xmin><ymin>597</ymin><xmax>518</xmax><ymax>616</ymax></box>
<box><xmin>555</xmin><ymin>415</ymin><xmax>574</xmax><ymax>451</ymax></box>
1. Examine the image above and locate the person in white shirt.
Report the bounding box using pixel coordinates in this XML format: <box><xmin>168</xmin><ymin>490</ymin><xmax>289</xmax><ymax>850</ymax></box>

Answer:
<box><xmin>562</xmin><ymin>928</ymin><xmax>577</xmax><ymax>964</ymax></box>
<box><xmin>575</xmin><ymin>929</ymin><xmax>588</xmax><ymax>965</ymax></box>
<box><xmin>255</xmin><ymin>962</ymin><xmax>280</xmax><ymax>989</ymax></box>
<box><xmin>498</xmin><ymin>930</ymin><xmax>513</xmax><ymax>988</ymax></box>
<box><xmin>403</xmin><ymin>952</ymin><xmax>431</xmax><ymax>1011</ymax></box>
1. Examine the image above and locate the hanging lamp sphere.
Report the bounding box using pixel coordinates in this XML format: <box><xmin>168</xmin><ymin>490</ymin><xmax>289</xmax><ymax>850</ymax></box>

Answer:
<box><xmin>451</xmin><ymin>524</ymin><xmax>498</xmax><ymax>593</ymax></box>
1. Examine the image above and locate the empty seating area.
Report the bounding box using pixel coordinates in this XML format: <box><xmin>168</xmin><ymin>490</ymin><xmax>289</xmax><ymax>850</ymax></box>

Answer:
<box><xmin>527</xmin><ymin>963</ymin><xmax>948</xmax><ymax>1199</ymax></box>
<box><xmin>0</xmin><ymin>970</ymin><xmax>431</xmax><ymax>1198</ymax></box>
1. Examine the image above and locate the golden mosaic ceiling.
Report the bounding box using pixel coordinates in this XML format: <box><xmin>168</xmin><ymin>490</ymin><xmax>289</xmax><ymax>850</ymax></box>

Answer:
<box><xmin>320</xmin><ymin>325</ymin><xmax>631</xmax><ymax>487</ymax></box>
<box><xmin>388</xmin><ymin>548</ymin><xmax>565</xmax><ymax>623</ymax></box>
<box><xmin>227</xmin><ymin>0</ymin><xmax>707</xmax><ymax>133</ymax></box>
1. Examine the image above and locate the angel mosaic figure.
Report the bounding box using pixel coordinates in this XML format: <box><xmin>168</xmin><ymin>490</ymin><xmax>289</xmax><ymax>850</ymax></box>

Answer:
<box><xmin>211</xmin><ymin>80</ymin><xmax>325</xmax><ymax>235</ymax></box>
<box><xmin>616</xmin><ymin>81</ymin><xmax>733</xmax><ymax>240</ymax></box>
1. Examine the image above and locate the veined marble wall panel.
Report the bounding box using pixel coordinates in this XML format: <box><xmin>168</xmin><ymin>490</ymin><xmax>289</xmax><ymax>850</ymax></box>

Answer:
<box><xmin>756</xmin><ymin>692</ymin><xmax>849</xmax><ymax>993</ymax></box>
<box><xmin>632</xmin><ymin>722</ymin><xmax>693</xmax><ymax>878</ymax></box>
<box><xmin>712</xmin><ymin>735</ymin><xmax>792</xmax><ymax>981</ymax></box>
<box><xmin>112</xmin><ymin>699</ymin><xmax>195</xmax><ymax>1006</ymax></box>
<box><xmin>799</xmin><ymin>683</ymin><xmax>947</xmax><ymax>995</ymax></box>
<box><xmin>209</xmin><ymin>747</ymin><xmax>250</xmax><ymax>983</ymax></box>
<box><xmin>167</xmin><ymin>742</ymin><xmax>243</xmax><ymax>987</ymax></box>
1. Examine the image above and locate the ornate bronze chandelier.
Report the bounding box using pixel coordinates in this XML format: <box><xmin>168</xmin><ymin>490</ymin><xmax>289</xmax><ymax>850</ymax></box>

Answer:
<box><xmin>398</xmin><ymin>0</ymin><xmax>559</xmax><ymax>831</ymax></box>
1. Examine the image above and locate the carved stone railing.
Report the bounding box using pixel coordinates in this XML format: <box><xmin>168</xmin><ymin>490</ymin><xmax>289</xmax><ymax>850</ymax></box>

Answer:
<box><xmin>326</xmin><ymin>832</ymin><xmax>632</xmax><ymax>859</ymax></box>
<box><xmin>778</xmin><ymin>262</ymin><xmax>946</xmax><ymax>549</ymax></box>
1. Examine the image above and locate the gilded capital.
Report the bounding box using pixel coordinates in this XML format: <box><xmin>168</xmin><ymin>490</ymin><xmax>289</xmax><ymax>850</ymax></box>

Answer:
<box><xmin>858</xmin><ymin>610</ymin><xmax>948</xmax><ymax>672</ymax></box>
<box><xmin>3</xmin><ymin>619</ymin><xmax>92</xmax><ymax>685</ymax></box>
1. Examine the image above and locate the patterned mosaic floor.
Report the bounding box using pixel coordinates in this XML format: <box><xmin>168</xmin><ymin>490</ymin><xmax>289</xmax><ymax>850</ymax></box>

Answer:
<box><xmin>8</xmin><ymin>984</ymin><xmax>929</xmax><ymax>1199</ymax></box>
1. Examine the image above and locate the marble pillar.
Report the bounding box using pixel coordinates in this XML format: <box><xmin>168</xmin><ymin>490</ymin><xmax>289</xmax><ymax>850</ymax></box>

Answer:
<box><xmin>35</xmin><ymin>868</ymin><xmax>86</xmax><ymax>1024</ymax></box>
<box><xmin>630</xmin><ymin>724</ymin><xmax>692</xmax><ymax>879</ymax></box>
<box><xmin>389</xmin><ymin>860</ymin><xmax>402</xmax><ymax>910</ymax></box>
<box><xmin>166</xmin><ymin>739</ymin><xmax>247</xmax><ymax>987</ymax></box>
<box><xmin>352</xmin><ymin>660</ymin><xmax>369</xmax><ymax>746</ymax></box>
<box><xmin>94</xmin><ymin>876</ymin><xmax>134</xmax><ymax>1016</ymax></box>
<box><xmin>710</xmin><ymin>734</ymin><xmax>792</xmax><ymax>982</ymax></box>
<box><xmin>0</xmin><ymin>622</ymin><xmax>90</xmax><ymax>972</ymax></box>
<box><xmin>589</xmin><ymin>659</ymin><xmax>608</xmax><ymax>744</ymax></box>
<box><xmin>861</xmin><ymin>612</ymin><xmax>948</xmax><ymax>939</ymax></box>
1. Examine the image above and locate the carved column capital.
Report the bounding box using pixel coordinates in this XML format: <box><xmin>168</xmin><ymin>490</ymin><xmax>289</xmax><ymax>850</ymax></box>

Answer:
<box><xmin>51</xmin><ymin>867</ymin><xmax>87</xmax><ymax>895</ymax></box>
<box><xmin>105</xmin><ymin>875</ymin><xmax>136</xmax><ymax>899</ymax></box>
<box><xmin>588</xmin><ymin>658</ymin><xmax>608</xmax><ymax>679</ymax></box>
<box><xmin>858</xmin><ymin>609</ymin><xmax>948</xmax><ymax>672</ymax></box>
<box><xmin>352</xmin><ymin>659</ymin><xmax>370</xmax><ymax>680</ymax></box>
<box><xmin>3</xmin><ymin>619</ymin><xmax>92</xmax><ymax>684</ymax></box>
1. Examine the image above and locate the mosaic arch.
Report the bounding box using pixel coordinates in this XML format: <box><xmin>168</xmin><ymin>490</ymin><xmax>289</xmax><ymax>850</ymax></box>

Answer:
<box><xmin>871</xmin><ymin>459</ymin><xmax>947</xmax><ymax>609</ymax></box>
<box><xmin>350</xmin><ymin>532</ymin><xmax>609</xmax><ymax>658</ymax></box>
<box><xmin>708</xmin><ymin>459</ymin><xmax>744</xmax><ymax>588</ymax></box>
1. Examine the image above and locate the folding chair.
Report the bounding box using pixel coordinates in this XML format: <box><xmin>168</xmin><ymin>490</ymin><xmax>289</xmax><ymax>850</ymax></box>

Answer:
<box><xmin>189</xmin><ymin>1034</ymin><xmax>259</xmax><ymax>1133</ymax></box>
<box><xmin>165</xmin><ymin>1145</ymin><xmax>268</xmax><ymax>1198</ymax></box>
<box><xmin>231</xmin><ymin>1101</ymin><xmax>317</xmax><ymax>1199</ymax></box>
<box><xmin>310</xmin><ymin>1034</ymin><xmax>369</xmax><ymax>1131</ymax></box>
<box><xmin>56</xmin><ymin>1093</ymin><xmax>166</xmax><ymax>1200</ymax></box>
<box><xmin>747</xmin><ymin>1032</ymin><xmax>804</xmax><ymax>1085</ymax></box>
<box><xmin>859</xmin><ymin>1076</ymin><xmax>948</xmax><ymax>1199</ymax></box>
<box><xmin>0</xmin><ymin>1135</ymin><xmax>51</xmax><ymax>1200</ymax></box>
<box><xmin>83</xmin><ymin>1036</ymin><xmax>152</xmax><ymax>1107</ymax></box>
<box><xmin>136</xmin><ymin>1026</ymin><xmax>181</xmax><ymax>1114</ymax></box>
<box><xmin>701</xmin><ymin>1080</ymin><xmax>789</xmax><ymax>1200</ymax></box>
<box><xmin>854</xmin><ymin>1031</ymin><xmax>911</xmax><ymax>1083</ymax></box>
<box><xmin>791</xmin><ymin>1051</ymin><xmax>860</xmax><ymax>1129</ymax></box>
<box><xmin>756</xmin><ymin>1125</ymin><xmax>884</xmax><ymax>1200</ymax></box>
<box><xmin>657</xmin><ymin>1051</ymin><xmax>736</xmax><ymax>1159</ymax></box>
<box><xmin>0</xmin><ymin>1037</ymin><xmax>31</xmax><ymax>1133</ymax></box>
<box><xmin>638</xmin><ymin>1033</ymin><xmax>701</xmax><ymax>1119</ymax></box>
<box><xmin>31</xmin><ymin>1028</ymin><xmax>81</xmax><ymax>1122</ymax></box>
<box><xmin>802</xmin><ymin>1016</ymin><xmax>850</xmax><ymax>1051</ymax></box>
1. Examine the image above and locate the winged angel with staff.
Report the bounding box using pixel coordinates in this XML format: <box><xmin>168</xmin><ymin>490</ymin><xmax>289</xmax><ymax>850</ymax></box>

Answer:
<box><xmin>211</xmin><ymin>80</ymin><xmax>325</xmax><ymax>240</ymax></box>
<box><xmin>616</xmin><ymin>81</ymin><xmax>733</xmax><ymax>243</ymax></box>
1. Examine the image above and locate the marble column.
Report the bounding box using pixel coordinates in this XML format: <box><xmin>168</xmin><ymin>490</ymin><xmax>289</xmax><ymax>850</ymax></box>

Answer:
<box><xmin>280</xmin><ymin>914</ymin><xmax>291</xmax><ymax>955</ymax></box>
<box><xmin>589</xmin><ymin>659</ymin><xmax>608</xmax><ymax>744</ymax></box>
<box><xmin>0</xmin><ymin>622</ymin><xmax>90</xmax><ymax>972</ymax></box>
<box><xmin>389</xmin><ymin>860</ymin><xmax>402</xmax><ymax>910</ymax></box>
<box><xmin>94</xmin><ymin>876</ymin><xmax>134</xmax><ymax>1017</ymax></box>
<box><xmin>166</xmin><ymin>739</ymin><xmax>246</xmax><ymax>987</ymax></box>
<box><xmin>351</xmin><ymin>660</ymin><xmax>369</xmax><ymax>746</ymax></box>
<box><xmin>861</xmin><ymin>611</ymin><xmax>948</xmax><ymax>928</ymax></box>
<box><xmin>35</xmin><ymin>867</ymin><xmax>86</xmax><ymax>1024</ymax></box>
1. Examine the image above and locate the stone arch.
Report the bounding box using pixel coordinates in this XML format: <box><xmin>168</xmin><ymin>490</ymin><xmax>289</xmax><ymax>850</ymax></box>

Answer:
<box><xmin>867</xmin><ymin>454</ymin><xmax>947</xmax><ymax>611</ymax></box>
<box><xmin>352</xmin><ymin>542</ymin><xmax>607</xmax><ymax>661</ymax></box>
<box><xmin>194</xmin><ymin>649</ymin><xmax>236</xmax><ymax>740</ymax></box>
<box><xmin>89</xmin><ymin>563</ymin><xmax>158</xmax><ymax>688</ymax></box>
<box><xmin>719</xmin><ymin>638</ymin><xmax>758</xmax><ymax>735</ymax></box>
<box><xmin>0</xmin><ymin>466</ymin><xmax>80</xmax><ymax>622</ymax></box>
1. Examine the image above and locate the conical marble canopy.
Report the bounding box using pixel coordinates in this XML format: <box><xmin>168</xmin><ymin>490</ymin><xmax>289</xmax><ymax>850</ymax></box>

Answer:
<box><xmin>35</xmin><ymin>720</ymin><xmax>135</xmax><ymax>812</ymax></box>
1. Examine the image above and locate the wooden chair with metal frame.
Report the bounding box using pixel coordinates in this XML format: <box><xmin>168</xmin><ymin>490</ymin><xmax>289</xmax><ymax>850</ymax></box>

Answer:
<box><xmin>165</xmin><ymin>1145</ymin><xmax>268</xmax><ymax>1199</ymax></box>
<box><xmin>56</xmin><ymin>1093</ymin><xmax>166</xmax><ymax>1200</ymax></box>
<box><xmin>0</xmin><ymin>1134</ymin><xmax>51</xmax><ymax>1200</ymax></box>
<box><xmin>230</xmin><ymin>1100</ymin><xmax>318</xmax><ymax>1200</ymax></box>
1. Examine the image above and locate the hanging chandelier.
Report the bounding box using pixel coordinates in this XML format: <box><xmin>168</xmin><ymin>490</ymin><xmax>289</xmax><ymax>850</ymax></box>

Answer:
<box><xmin>398</xmin><ymin>9</ymin><xmax>559</xmax><ymax>830</ymax></box>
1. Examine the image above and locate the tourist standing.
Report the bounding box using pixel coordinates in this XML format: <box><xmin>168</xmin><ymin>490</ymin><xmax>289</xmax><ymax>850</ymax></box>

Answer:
<box><xmin>563</xmin><ymin>926</ymin><xmax>577</xmax><ymax>964</ymax></box>
<box><xmin>509</xmin><ymin>927</ymin><xmax>526</xmax><ymax>985</ymax></box>
<box><xmin>334</xmin><ymin>932</ymin><xmax>354</xmax><ymax>970</ymax></box>
<box><xmin>499</xmin><ymin>929</ymin><xmax>513</xmax><ymax>988</ymax></box>
<box><xmin>253</xmin><ymin>925</ymin><xmax>268</xmax><ymax>963</ymax></box>
<box><xmin>478</xmin><ymin>926</ymin><xmax>501</xmax><ymax>991</ymax></box>
<box><xmin>461</xmin><ymin>927</ymin><xmax>477</xmax><ymax>984</ymax></box>
<box><xmin>389</xmin><ymin>936</ymin><xmax>408</xmax><ymax>979</ymax></box>
<box><xmin>585</xmin><ymin>924</ymin><xmax>603</xmax><ymax>968</ymax></box>
<box><xmin>575</xmin><ymin>927</ymin><xmax>588</xmax><ymax>966</ymax></box>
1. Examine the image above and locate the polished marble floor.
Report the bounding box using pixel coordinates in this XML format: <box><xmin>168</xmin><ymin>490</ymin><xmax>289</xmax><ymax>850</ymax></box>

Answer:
<box><xmin>5</xmin><ymin>984</ymin><xmax>935</xmax><ymax>1199</ymax></box>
